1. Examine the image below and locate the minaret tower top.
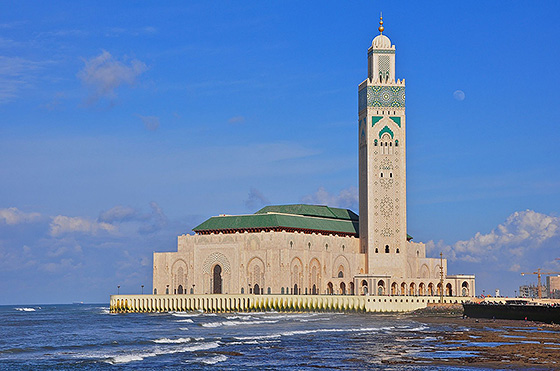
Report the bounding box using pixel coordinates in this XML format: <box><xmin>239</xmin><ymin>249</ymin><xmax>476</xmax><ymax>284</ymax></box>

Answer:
<box><xmin>367</xmin><ymin>16</ymin><xmax>396</xmax><ymax>83</ymax></box>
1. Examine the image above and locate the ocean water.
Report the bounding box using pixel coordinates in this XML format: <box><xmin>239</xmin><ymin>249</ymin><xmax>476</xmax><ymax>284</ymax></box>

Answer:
<box><xmin>0</xmin><ymin>304</ymin><xmax>488</xmax><ymax>370</ymax></box>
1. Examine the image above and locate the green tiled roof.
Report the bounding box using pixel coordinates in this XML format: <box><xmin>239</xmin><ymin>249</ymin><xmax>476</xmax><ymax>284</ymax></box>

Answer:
<box><xmin>193</xmin><ymin>204</ymin><xmax>413</xmax><ymax>240</ymax></box>
<box><xmin>193</xmin><ymin>204</ymin><xmax>359</xmax><ymax>236</ymax></box>
<box><xmin>255</xmin><ymin>204</ymin><xmax>358</xmax><ymax>221</ymax></box>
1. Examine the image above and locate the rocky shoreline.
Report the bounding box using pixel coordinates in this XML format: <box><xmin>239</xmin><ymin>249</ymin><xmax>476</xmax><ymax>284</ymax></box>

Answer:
<box><xmin>397</xmin><ymin>313</ymin><xmax>560</xmax><ymax>369</ymax></box>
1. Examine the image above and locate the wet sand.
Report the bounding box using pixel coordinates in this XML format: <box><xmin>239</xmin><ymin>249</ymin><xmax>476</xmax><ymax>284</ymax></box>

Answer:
<box><xmin>398</xmin><ymin>314</ymin><xmax>560</xmax><ymax>369</ymax></box>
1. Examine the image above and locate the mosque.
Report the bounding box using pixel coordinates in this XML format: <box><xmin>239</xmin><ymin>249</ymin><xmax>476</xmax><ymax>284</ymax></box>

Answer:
<box><xmin>152</xmin><ymin>18</ymin><xmax>475</xmax><ymax>299</ymax></box>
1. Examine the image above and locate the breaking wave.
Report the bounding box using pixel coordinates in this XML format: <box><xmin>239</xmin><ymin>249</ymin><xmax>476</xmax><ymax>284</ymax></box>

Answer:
<box><xmin>201</xmin><ymin>320</ymin><xmax>279</xmax><ymax>328</ymax></box>
<box><xmin>171</xmin><ymin>312</ymin><xmax>201</xmax><ymax>317</ymax></box>
<box><xmin>185</xmin><ymin>354</ymin><xmax>228</xmax><ymax>365</ymax></box>
<box><xmin>105</xmin><ymin>341</ymin><xmax>220</xmax><ymax>364</ymax></box>
<box><xmin>153</xmin><ymin>337</ymin><xmax>191</xmax><ymax>344</ymax></box>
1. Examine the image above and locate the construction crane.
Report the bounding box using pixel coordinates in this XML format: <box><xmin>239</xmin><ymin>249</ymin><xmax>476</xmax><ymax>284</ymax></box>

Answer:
<box><xmin>521</xmin><ymin>268</ymin><xmax>560</xmax><ymax>299</ymax></box>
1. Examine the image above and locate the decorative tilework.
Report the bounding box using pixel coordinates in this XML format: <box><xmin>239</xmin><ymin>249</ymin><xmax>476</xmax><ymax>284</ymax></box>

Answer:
<box><xmin>359</xmin><ymin>86</ymin><xmax>405</xmax><ymax>110</ymax></box>
<box><xmin>379</xmin><ymin>125</ymin><xmax>394</xmax><ymax>139</ymax></box>
<box><xmin>371</xmin><ymin>116</ymin><xmax>383</xmax><ymax>126</ymax></box>
<box><xmin>378</xmin><ymin>55</ymin><xmax>390</xmax><ymax>77</ymax></box>
<box><xmin>389</xmin><ymin>116</ymin><xmax>401</xmax><ymax>127</ymax></box>
<box><xmin>368</xmin><ymin>86</ymin><xmax>405</xmax><ymax>108</ymax></box>
<box><xmin>369</xmin><ymin>49</ymin><xmax>395</xmax><ymax>55</ymax></box>
<box><xmin>379</xmin><ymin>196</ymin><xmax>393</xmax><ymax>218</ymax></box>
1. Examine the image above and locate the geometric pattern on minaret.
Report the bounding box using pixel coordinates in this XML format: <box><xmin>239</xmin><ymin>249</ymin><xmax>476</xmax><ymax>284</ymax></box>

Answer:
<box><xmin>358</xmin><ymin>16</ymin><xmax>408</xmax><ymax>277</ymax></box>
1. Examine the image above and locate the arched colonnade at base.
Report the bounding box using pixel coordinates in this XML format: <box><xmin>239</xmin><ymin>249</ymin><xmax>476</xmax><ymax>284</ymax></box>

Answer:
<box><xmin>109</xmin><ymin>294</ymin><xmax>473</xmax><ymax>314</ymax></box>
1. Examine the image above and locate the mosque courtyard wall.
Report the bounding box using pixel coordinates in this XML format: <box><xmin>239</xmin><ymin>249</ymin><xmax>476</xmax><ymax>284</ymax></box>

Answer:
<box><xmin>153</xmin><ymin>230</ymin><xmax>474</xmax><ymax>300</ymax></box>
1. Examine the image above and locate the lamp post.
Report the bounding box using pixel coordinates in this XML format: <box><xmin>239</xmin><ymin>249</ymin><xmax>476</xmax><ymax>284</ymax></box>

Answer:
<box><xmin>141</xmin><ymin>285</ymin><xmax>144</xmax><ymax>295</ymax></box>
<box><xmin>117</xmin><ymin>285</ymin><xmax>120</xmax><ymax>295</ymax></box>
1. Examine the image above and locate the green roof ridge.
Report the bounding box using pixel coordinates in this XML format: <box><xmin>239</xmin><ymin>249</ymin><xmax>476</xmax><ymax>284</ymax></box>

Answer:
<box><xmin>255</xmin><ymin>204</ymin><xmax>358</xmax><ymax>221</ymax></box>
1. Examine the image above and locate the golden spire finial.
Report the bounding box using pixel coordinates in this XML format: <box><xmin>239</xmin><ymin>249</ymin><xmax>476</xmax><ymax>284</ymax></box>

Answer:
<box><xmin>378</xmin><ymin>12</ymin><xmax>384</xmax><ymax>34</ymax></box>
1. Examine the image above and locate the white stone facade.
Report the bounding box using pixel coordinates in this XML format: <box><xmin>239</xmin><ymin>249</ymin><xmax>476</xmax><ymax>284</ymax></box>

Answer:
<box><xmin>152</xmin><ymin>24</ymin><xmax>475</xmax><ymax>299</ymax></box>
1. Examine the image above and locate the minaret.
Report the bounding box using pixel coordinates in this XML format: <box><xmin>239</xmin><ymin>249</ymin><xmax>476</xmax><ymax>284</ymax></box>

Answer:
<box><xmin>358</xmin><ymin>16</ymin><xmax>407</xmax><ymax>277</ymax></box>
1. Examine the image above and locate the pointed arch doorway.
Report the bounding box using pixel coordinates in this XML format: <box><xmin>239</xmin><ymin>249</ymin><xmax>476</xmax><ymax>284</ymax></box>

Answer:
<box><xmin>213</xmin><ymin>265</ymin><xmax>222</xmax><ymax>294</ymax></box>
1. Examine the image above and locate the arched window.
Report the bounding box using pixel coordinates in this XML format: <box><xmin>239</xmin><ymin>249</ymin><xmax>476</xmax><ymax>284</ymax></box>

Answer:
<box><xmin>396</xmin><ymin>248</ymin><xmax>400</xmax><ymax>254</ymax></box>
<box><xmin>375</xmin><ymin>248</ymin><xmax>379</xmax><ymax>253</ymax></box>
<box><xmin>281</xmin><ymin>287</ymin><xmax>284</xmax><ymax>294</ymax></box>
<box><xmin>338</xmin><ymin>271</ymin><xmax>344</xmax><ymax>278</ymax></box>
<box><xmin>241</xmin><ymin>287</ymin><xmax>244</xmax><ymax>294</ymax></box>
<box><xmin>380</xmin><ymin>173</ymin><xmax>383</xmax><ymax>178</ymax></box>
<box><xmin>267</xmin><ymin>287</ymin><xmax>271</xmax><ymax>294</ymax></box>
<box><xmin>390</xmin><ymin>173</ymin><xmax>393</xmax><ymax>178</ymax></box>
<box><xmin>385</xmin><ymin>245</ymin><xmax>389</xmax><ymax>253</ymax></box>
<box><xmin>374</xmin><ymin>139</ymin><xmax>378</xmax><ymax>146</ymax></box>
<box><xmin>395</xmin><ymin>140</ymin><xmax>399</xmax><ymax>147</ymax></box>
<box><xmin>154</xmin><ymin>288</ymin><xmax>157</xmax><ymax>295</ymax></box>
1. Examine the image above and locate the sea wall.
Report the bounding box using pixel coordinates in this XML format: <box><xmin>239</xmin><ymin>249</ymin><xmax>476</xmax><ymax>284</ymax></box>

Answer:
<box><xmin>109</xmin><ymin>294</ymin><xmax>473</xmax><ymax>313</ymax></box>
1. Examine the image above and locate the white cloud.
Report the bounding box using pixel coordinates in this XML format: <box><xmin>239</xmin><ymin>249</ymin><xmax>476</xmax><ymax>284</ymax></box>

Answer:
<box><xmin>77</xmin><ymin>50</ymin><xmax>147</xmax><ymax>103</ymax></box>
<box><xmin>0</xmin><ymin>207</ymin><xmax>41</xmax><ymax>225</ymax></box>
<box><xmin>426</xmin><ymin>210</ymin><xmax>560</xmax><ymax>267</ymax></box>
<box><xmin>301</xmin><ymin>186</ymin><xmax>358</xmax><ymax>211</ymax></box>
<box><xmin>49</xmin><ymin>215</ymin><xmax>116</xmax><ymax>237</ymax></box>
<box><xmin>138</xmin><ymin>114</ymin><xmax>160</xmax><ymax>131</ymax></box>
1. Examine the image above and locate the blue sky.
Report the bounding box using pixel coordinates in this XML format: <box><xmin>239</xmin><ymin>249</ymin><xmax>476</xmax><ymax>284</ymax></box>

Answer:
<box><xmin>1</xmin><ymin>1</ymin><xmax>559</xmax><ymax>304</ymax></box>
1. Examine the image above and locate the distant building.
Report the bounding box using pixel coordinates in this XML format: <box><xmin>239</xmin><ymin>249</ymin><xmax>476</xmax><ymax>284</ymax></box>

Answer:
<box><xmin>519</xmin><ymin>284</ymin><xmax>548</xmax><ymax>299</ymax></box>
<box><xmin>546</xmin><ymin>275</ymin><xmax>560</xmax><ymax>299</ymax></box>
<box><xmin>152</xmin><ymin>17</ymin><xmax>475</xmax><ymax>298</ymax></box>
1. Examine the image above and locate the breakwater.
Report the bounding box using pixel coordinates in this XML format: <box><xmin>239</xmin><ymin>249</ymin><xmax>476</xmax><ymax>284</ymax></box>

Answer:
<box><xmin>109</xmin><ymin>294</ymin><xmax>472</xmax><ymax>313</ymax></box>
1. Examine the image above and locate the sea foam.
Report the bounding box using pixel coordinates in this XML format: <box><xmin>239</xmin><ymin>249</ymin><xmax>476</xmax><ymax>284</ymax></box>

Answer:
<box><xmin>153</xmin><ymin>337</ymin><xmax>191</xmax><ymax>344</ymax></box>
<box><xmin>201</xmin><ymin>319</ymin><xmax>279</xmax><ymax>328</ymax></box>
<box><xmin>106</xmin><ymin>341</ymin><xmax>220</xmax><ymax>364</ymax></box>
